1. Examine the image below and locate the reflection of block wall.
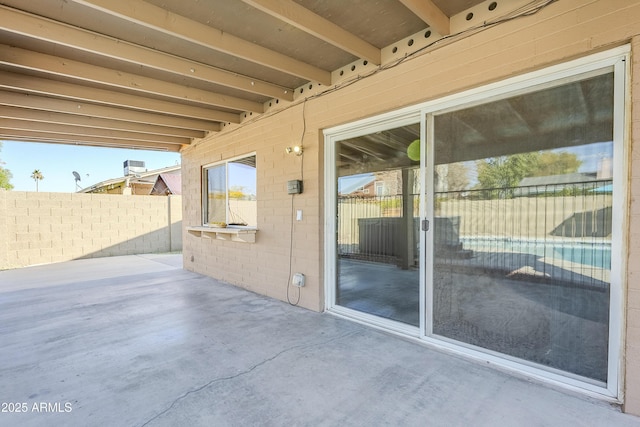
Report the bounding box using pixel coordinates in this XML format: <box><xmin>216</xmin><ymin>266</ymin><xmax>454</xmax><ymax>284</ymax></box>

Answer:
<box><xmin>206</xmin><ymin>195</ymin><xmax>225</xmax><ymax>223</ymax></box>
<box><xmin>228</xmin><ymin>199</ymin><xmax>257</xmax><ymax>226</ymax></box>
<box><xmin>439</xmin><ymin>196</ymin><xmax>613</xmax><ymax>240</ymax></box>
<box><xmin>338</xmin><ymin>195</ymin><xmax>613</xmax><ymax>247</ymax></box>
<box><xmin>337</xmin><ymin>200</ymin><xmax>383</xmax><ymax>246</ymax></box>
<box><xmin>0</xmin><ymin>191</ymin><xmax>182</xmax><ymax>269</ymax></box>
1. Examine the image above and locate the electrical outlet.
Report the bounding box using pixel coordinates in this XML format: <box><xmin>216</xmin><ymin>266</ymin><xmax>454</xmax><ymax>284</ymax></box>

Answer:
<box><xmin>292</xmin><ymin>273</ymin><xmax>305</xmax><ymax>287</ymax></box>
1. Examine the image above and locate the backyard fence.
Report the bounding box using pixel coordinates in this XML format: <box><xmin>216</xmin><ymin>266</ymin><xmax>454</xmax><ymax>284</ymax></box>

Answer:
<box><xmin>338</xmin><ymin>180</ymin><xmax>613</xmax><ymax>287</ymax></box>
<box><xmin>0</xmin><ymin>191</ymin><xmax>182</xmax><ymax>269</ymax></box>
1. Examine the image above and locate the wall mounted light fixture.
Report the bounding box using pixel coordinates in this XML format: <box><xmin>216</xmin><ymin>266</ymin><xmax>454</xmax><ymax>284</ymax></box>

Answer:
<box><xmin>285</xmin><ymin>145</ymin><xmax>303</xmax><ymax>156</ymax></box>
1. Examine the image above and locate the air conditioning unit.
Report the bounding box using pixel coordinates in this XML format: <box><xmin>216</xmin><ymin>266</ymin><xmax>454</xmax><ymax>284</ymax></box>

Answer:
<box><xmin>124</xmin><ymin>160</ymin><xmax>146</xmax><ymax>176</ymax></box>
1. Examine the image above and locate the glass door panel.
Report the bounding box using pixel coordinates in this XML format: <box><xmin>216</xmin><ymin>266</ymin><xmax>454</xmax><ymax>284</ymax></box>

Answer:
<box><xmin>336</xmin><ymin>123</ymin><xmax>421</xmax><ymax>326</ymax></box>
<box><xmin>430</xmin><ymin>71</ymin><xmax>614</xmax><ymax>383</ymax></box>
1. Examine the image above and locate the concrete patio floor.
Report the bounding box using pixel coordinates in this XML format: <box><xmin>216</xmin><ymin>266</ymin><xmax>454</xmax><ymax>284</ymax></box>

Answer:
<box><xmin>0</xmin><ymin>254</ymin><xmax>638</xmax><ymax>427</ymax></box>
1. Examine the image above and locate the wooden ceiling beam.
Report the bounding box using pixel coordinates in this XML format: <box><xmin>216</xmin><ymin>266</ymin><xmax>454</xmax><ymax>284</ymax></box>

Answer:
<box><xmin>0</xmin><ymin>91</ymin><xmax>220</xmax><ymax>132</ymax></box>
<box><xmin>0</xmin><ymin>5</ymin><xmax>293</xmax><ymax>101</ymax></box>
<box><xmin>398</xmin><ymin>0</ymin><xmax>450</xmax><ymax>36</ymax></box>
<box><xmin>241</xmin><ymin>0</ymin><xmax>381</xmax><ymax>64</ymax></box>
<box><xmin>0</xmin><ymin>71</ymin><xmax>240</xmax><ymax>124</ymax></box>
<box><xmin>0</xmin><ymin>118</ymin><xmax>190</xmax><ymax>145</ymax></box>
<box><xmin>0</xmin><ymin>44</ymin><xmax>263</xmax><ymax>114</ymax></box>
<box><xmin>0</xmin><ymin>106</ymin><xmax>206</xmax><ymax>139</ymax></box>
<box><xmin>70</xmin><ymin>0</ymin><xmax>332</xmax><ymax>85</ymax></box>
<box><xmin>0</xmin><ymin>130</ymin><xmax>183</xmax><ymax>152</ymax></box>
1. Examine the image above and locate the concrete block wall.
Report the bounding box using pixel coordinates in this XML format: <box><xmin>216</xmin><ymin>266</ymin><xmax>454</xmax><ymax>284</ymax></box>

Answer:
<box><xmin>0</xmin><ymin>191</ymin><xmax>182</xmax><ymax>269</ymax></box>
<box><xmin>181</xmin><ymin>0</ymin><xmax>640</xmax><ymax>414</ymax></box>
<box><xmin>0</xmin><ymin>189</ymin><xmax>7</xmax><ymax>270</ymax></box>
<box><xmin>168</xmin><ymin>194</ymin><xmax>183</xmax><ymax>251</ymax></box>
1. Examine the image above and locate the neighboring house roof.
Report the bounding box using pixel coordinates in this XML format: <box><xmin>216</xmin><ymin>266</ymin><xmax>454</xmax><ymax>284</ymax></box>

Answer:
<box><xmin>150</xmin><ymin>173</ymin><xmax>182</xmax><ymax>195</ymax></box>
<box><xmin>519</xmin><ymin>173</ymin><xmax>598</xmax><ymax>187</ymax></box>
<box><xmin>515</xmin><ymin>173</ymin><xmax>602</xmax><ymax>196</ymax></box>
<box><xmin>80</xmin><ymin>165</ymin><xmax>181</xmax><ymax>194</ymax></box>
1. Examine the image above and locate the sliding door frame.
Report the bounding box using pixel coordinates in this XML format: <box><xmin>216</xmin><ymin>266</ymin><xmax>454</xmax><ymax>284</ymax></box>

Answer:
<box><xmin>324</xmin><ymin>45</ymin><xmax>629</xmax><ymax>400</ymax></box>
<box><xmin>324</xmin><ymin>111</ymin><xmax>423</xmax><ymax>337</ymax></box>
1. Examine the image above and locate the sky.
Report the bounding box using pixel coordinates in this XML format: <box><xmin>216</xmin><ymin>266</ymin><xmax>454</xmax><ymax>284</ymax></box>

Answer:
<box><xmin>1</xmin><ymin>141</ymin><xmax>180</xmax><ymax>193</ymax></box>
<box><xmin>2</xmin><ymin>140</ymin><xmax>612</xmax><ymax>194</ymax></box>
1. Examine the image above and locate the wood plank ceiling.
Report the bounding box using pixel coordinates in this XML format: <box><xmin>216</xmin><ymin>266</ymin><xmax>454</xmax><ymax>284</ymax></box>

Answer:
<box><xmin>0</xmin><ymin>0</ymin><xmax>531</xmax><ymax>152</ymax></box>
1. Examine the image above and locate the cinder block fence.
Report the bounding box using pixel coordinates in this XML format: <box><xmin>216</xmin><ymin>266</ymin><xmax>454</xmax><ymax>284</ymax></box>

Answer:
<box><xmin>0</xmin><ymin>190</ymin><xmax>182</xmax><ymax>269</ymax></box>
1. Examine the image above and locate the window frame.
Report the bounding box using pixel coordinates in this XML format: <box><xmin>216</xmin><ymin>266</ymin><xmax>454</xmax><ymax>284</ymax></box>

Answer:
<box><xmin>202</xmin><ymin>152</ymin><xmax>257</xmax><ymax>228</ymax></box>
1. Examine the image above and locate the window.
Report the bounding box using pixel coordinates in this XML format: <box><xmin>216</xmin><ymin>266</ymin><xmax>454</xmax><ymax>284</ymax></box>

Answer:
<box><xmin>203</xmin><ymin>154</ymin><xmax>257</xmax><ymax>227</ymax></box>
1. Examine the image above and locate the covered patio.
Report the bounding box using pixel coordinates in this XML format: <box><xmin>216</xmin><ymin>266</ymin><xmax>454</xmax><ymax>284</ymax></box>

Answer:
<box><xmin>0</xmin><ymin>254</ymin><xmax>637</xmax><ymax>426</ymax></box>
<box><xmin>2</xmin><ymin>0</ymin><xmax>640</xmax><ymax>418</ymax></box>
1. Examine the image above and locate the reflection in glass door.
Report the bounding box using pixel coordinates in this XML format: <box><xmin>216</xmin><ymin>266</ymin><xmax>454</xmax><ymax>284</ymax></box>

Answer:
<box><xmin>335</xmin><ymin>123</ymin><xmax>421</xmax><ymax>326</ymax></box>
<box><xmin>429</xmin><ymin>70</ymin><xmax>615</xmax><ymax>383</ymax></box>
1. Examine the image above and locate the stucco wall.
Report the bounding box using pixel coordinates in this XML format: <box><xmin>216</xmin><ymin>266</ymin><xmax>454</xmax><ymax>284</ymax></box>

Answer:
<box><xmin>181</xmin><ymin>0</ymin><xmax>640</xmax><ymax>414</ymax></box>
<box><xmin>0</xmin><ymin>191</ymin><xmax>182</xmax><ymax>269</ymax></box>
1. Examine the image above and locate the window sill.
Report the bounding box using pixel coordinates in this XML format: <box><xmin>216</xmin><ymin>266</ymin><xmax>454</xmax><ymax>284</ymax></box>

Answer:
<box><xmin>186</xmin><ymin>226</ymin><xmax>257</xmax><ymax>243</ymax></box>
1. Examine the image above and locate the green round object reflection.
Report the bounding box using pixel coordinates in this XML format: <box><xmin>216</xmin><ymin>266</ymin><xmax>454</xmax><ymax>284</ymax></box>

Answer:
<box><xmin>407</xmin><ymin>139</ymin><xmax>420</xmax><ymax>161</ymax></box>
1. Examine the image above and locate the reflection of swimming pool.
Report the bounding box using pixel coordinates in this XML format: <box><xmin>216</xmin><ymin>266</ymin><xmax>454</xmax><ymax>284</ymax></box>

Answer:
<box><xmin>460</xmin><ymin>238</ymin><xmax>611</xmax><ymax>269</ymax></box>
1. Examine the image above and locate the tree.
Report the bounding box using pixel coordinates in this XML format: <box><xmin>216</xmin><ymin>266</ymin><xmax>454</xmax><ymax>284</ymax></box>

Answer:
<box><xmin>31</xmin><ymin>169</ymin><xmax>44</xmax><ymax>192</ymax></box>
<box><xmin>446</xmin><ymin>162</ymin><xmax>470</xmax><ymax>193</ymax></box>
<box><xmin>532</xmin><ymin>151</ymin><xmax>582</xmax><ymax>177</ymax></box>
<box><xmin>228</xmin><ymin>185</ymin><xmax>247</xmax><ymax>199</ymax></box>
<box><xmin>475</xmin><ymin>151</ymin><xmax>582</xmax><ymax>198</ymax></box>
<box><xmin>476</xmin><ymin>153</ymin><xmax>540</xmax><ymax>197</ymax></box>
<box><xmin>0</xmin><ymin>143</ymin><xmax>13</xmax><ymax>190</ymax></box>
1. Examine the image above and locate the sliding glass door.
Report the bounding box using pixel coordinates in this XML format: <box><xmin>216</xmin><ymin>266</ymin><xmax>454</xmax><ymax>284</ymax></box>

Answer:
<box><xmin>335</xmin><ymin>123</ymin><xmax>421</xmax><ymax>327</ymax></box>
<box><xmin>429</xmin><ymin>70</ymin><xmax>615</xmax><ymax>383</ymax></box>
<box><xmin>326</xmin><ymin>48</ymin><xmax>626</xmax><ymax>394</ymax></box>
